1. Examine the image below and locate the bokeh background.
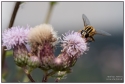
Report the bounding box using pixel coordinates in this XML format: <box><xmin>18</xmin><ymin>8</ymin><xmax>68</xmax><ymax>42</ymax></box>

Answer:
<box><xmin>2</xmin><ymin>1</ymin><xmax>123</xmax><ymax>82</ymax></box>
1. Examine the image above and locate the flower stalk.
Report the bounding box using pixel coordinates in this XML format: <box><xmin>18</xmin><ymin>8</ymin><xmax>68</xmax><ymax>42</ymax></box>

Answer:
<box><xmin>42</xmin><ymin>74</ymin><xmax>48</xmax><ymax>82</ymax></box>
<box><xmin>26</xmin><ymin>74</ymin><xmax>35</xmax><ymax>82</ymax></box>
<box><xmin>42</xmin><ymin>70</ymin><xmax>57</xmax><ymax>82</ymax></box>
<box><xmin>44</xmin><ymin>2</ymin><xmax>57</xmax><ymax>23</ymax></box>
<box><xmin>2</xmin><ymin>2</ymin><xmax>21</xmax><ymax>70</ymax></box>
<box><xmin>23</xmin><ymin>67</ymin><xmax>35</xmax><ymax>82</ymax></box>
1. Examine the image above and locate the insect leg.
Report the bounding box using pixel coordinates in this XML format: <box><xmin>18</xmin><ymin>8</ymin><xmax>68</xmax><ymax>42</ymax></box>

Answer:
<box><xmin>90</xmin><ymin>36</ymin><xmax>95</xmax><ymax>41</ymax></box>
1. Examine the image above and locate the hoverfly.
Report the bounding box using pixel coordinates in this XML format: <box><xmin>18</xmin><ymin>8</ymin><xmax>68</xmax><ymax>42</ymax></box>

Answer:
<box><xmin>79</xmin><ymin>14</ymin><xmax>111</xmax><ymax>42</ymax></box>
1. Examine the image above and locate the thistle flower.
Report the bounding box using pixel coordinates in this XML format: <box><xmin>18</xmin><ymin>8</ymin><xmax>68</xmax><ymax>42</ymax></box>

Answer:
<box><xmin>2</xmin><ymin>25</ymin><xmax>30</xmax><ymax>67</ymax></box>
<box><xmin>53</xmin><ymin>31</ymin><xmax>88</xmax><ymax>71</ymax></box>
<box><xmin>39</xmin><ymin>42</ymin><xmax>55</xmax><ymax>70</ymax></box>
<box><xmin>28</xmin><ymin>24</ymin><xmax>57</xmax><ymax>45</ymax></box>
<box><xmin>27</xmin><ymin>56</ymin><xmax>41</xmax><ymax>69</ymax></box>
<box><xmin>28</xmin><ymin>24</ymin><xmax>58</xmax><ymax>70</ymax></box>
<box><xmin>2</xmin><ymin>25</ymin><xmax>30</xmax><ymax>50</ymax></box>
<box><xmin>60</xmin><ymin>31</ymin><xmax>88</xmax><ymax>57</ymax></box>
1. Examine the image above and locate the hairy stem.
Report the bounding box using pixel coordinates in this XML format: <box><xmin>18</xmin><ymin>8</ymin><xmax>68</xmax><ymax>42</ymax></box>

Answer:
<box><xmin>26</xmin><ymin>73</ymin><xmax>35</xmax><ymax>82</ymax></box>
<box><xmin>2</xmin><ymin>2</ymin><xmax>21</xmax><ymax>70</ymax></box>
<box><xmin>23</xmin><ymin>68</ymin><xmax>35</xmax><ymax>82</ymax></box>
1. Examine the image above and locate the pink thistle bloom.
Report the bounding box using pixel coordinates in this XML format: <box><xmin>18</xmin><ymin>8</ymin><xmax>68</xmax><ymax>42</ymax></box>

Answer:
<box><xmin>60</xmin><ymin>31</ymin><xmax>88</xmax><ymax>57</ymax></box>
<box><xmin>2</xmin><ymin>25</ymin><xmax>30</xmax><ymax>50</ymax></box>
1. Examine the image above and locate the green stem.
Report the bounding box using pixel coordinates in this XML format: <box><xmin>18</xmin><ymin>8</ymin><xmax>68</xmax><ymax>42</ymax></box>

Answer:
<box><xmin>44</xmin><ymin>2</ymin><xmax>55</xmax><ymax>23</ymax></box>
<box><xmin>2</xmin><ymin>1</ymin><xmax>21</xmax><ymax>70</ymax></box>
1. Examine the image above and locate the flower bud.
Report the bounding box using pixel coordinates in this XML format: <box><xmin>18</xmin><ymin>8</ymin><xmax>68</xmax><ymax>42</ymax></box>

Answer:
<box><xmin>27</xmin><ymin>56</ymin><xmax>41</xmax><ymax>69</ymax></box>
<box><xmin>13</xmin><ymin>44</ymin><xmax>29</xmax><ymax>67</ymax></box>
<box><xmin>53</xmin><ymin>53</ymin><xmax>77</xmax><ymax>71</ymax></box>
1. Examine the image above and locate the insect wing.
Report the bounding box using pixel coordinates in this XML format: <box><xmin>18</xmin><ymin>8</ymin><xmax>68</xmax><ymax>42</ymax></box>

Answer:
<box><xmin>95</xmin><ymin>29</ymin><xmax>111</xmax><ymax>36</ymax></box>
<box><xmin>82</xmin><ymin>14</ymin><xmax>91</xmax><ymax>27</ymax></box>
<box><xmin>86</xmin><ymin>37</ymin><xmax>92</xmax><ymax>42</ymax></box>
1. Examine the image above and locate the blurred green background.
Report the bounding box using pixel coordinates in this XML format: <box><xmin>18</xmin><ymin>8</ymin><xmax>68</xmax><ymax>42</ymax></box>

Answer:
<box><xmin>2</xmin><ymin>1</ymin><xmax>123</xmax><ymax>82</ymax></box>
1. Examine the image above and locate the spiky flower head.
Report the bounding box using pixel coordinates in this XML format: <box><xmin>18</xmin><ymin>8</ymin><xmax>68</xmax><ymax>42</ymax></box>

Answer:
<box><xmin>28</xmin><ymin>24</ymin><xmax>58</xmax><ymax>45</ymax></box>
<box><xmin>38</xmin><ymin>42</ymin><xmax>55</xmax><ymax>70</ymax></box>
<box><xmin>28</xmin><ymin>24</ymin><xmax>58</xmax><ymax>70</ymax></box>
<box><xmin>53</xmin><ymin>31</ymin><xmax>88</xmax><ymax>71</ymax></box>
<box><xmin>13</xmin><ymin>43</ymin><xmax>29</xmax><ymax>67</ymax></box>
<box><xmin>53</xmin><ymin>53</ymin><xmax>77</xmax><ymax>71</ymax></box>
<box><xmin>60</xmin><ymin>31</ymin><xmax>88</xmax><ymax>57</ymax></box>
<box><xmin>27</xmin><ymin>56</ymin><xmax>41</xmax><ymax>69</ymax></box>
<box><xmin>2</xmin><ymin>25</ymin><xmax>30</xmax><ymax>50</ymax></box>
